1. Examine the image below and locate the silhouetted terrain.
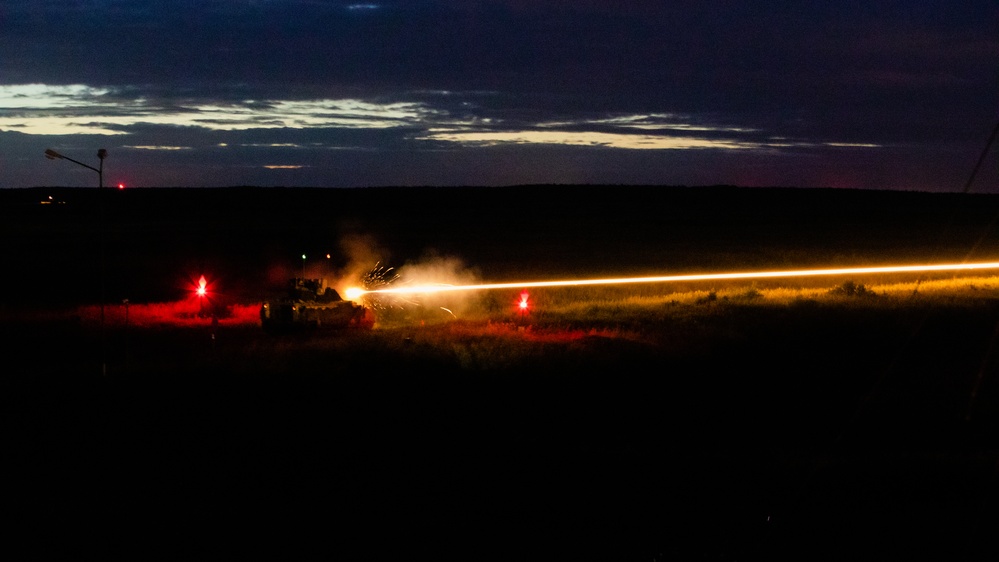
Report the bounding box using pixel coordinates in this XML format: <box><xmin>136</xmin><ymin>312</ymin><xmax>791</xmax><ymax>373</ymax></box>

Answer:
<box><xmin>4</xmin><ymin>185</ymin><xmax>999</xmax><ymax>560</ymax></box>
<box><xmin>4</xmin><ymin>184</ymin><xmax>999</xmax><ymax>308</ymax></box>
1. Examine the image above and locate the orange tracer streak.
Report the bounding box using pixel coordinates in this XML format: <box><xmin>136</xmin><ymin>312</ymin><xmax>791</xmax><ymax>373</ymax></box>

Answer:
<box><xmin>345</xmin><ymin>261</ymin><xmax>999</xmax><ymax>299</ymax></box>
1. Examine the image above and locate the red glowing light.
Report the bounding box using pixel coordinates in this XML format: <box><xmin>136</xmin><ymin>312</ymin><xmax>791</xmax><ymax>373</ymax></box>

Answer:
<box><xmin>196</xmin><ymin>275</ymin><xmax>208</xmax><ymax>297</ymax></box>
<box><xmin>118</xmin><ymin>183</ymin><xmax>125</xmax><ymax>190</ymax></box>
<box><xmin>516</xmin><ymin>291</ymin><xmax>531</xmax><ymax>320</ymax></box>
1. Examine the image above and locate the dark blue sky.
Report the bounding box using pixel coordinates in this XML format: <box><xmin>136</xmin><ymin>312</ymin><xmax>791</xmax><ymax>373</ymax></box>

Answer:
<box><xmin>2</xmin><ymin>1</ymin><xmax>997</xmax><ymax>191</ymax></box>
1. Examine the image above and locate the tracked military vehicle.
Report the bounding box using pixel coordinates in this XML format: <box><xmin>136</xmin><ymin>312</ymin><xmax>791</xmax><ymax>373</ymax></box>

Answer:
<box><xmin>260</xmin><ymin>278</ymin><xmax>372</xmax><ymax>333</ymax></box>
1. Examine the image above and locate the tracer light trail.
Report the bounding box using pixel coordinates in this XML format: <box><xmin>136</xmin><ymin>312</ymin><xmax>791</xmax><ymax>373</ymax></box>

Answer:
<box><xmin>344</xmin><ymin>261</ymin><xmax>999</xmax><ymax>300</ymax></box>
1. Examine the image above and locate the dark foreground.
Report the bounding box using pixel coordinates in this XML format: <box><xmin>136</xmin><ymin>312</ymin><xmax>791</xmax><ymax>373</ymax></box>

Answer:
<box><xmin>5</xmin><ymin>185</ymin><xmax>999</xmax><ymax>559</ymax></box>
<box><xmin>6</xmin><ymin>300</ymin><xmax>999</xmax><ymax>561</ymax></box>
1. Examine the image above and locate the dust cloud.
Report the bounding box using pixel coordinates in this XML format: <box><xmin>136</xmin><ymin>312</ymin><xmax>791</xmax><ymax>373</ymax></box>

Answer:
<box><xmin>330</xmin><ymin>234</ymin><xmax>487</xmax><ymax>318</ymax></box>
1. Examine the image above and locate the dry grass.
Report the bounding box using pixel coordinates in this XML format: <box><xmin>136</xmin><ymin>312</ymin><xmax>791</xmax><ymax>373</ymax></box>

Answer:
<box><xmin>73</xmin><ymin>300</ymin><xmax>261</xmax><ymax>328</ymax></box>
<box><xmin>62</xmin><ymin>274</ymin><xmax>999</xmax><ymax>334</ymax></box>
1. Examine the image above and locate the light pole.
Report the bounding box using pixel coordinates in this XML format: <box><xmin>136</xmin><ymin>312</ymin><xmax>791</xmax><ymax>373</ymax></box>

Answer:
<box><xmin>46</xmin><ymin>148</ymin><xmax>109</xmax><ymax>375</ymax></box>
<box><xmin>45</xmin><ymin>148</ymin><xmax>106</xmax><ymax>188</ymax></box>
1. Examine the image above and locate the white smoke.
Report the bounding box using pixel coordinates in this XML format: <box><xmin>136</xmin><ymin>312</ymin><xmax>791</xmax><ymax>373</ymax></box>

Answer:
<box><xmin>329</xmin><ymin>232</ymin><xmax>392</xmax><ymax>295</ymax></box>
<box><xmin>392</xmin><ymin>250</ymin><xmax>485</xmax><ymax>317</ymax></box>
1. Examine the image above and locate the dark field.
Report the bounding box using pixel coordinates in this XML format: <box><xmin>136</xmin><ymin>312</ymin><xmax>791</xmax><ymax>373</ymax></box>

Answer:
<box><xmin>5</xmin><ymin>185</ymin><xmax>999</xmax><ymax>560</ymax></box>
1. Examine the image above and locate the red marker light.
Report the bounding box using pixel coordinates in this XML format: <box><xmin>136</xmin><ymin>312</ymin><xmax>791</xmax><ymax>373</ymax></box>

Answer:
<box><xmin>118</xmin><ymin>183</ymin><xmax>125</xmax><ymax>190</ymax></box>
<box><xmin>518</xmin><ymin>290</ymin><xmax>530</xmax><ymax>314</ymax></box>
<box><xmin>515</xmin><ymin>291</ymin><xmax>531</xmax><ymax>322</ymax></box>
<box><xmin>196</xmin><ymin>275</ymin><xmax>208</xmax><ymax>297</ymax></box>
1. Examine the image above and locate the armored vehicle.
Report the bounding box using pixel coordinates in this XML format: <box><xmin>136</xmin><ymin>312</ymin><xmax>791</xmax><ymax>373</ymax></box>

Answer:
<box><xmin>260</xmin><ymin>278</ymin><xmax>372</xmax><ymax>333</ymax></box>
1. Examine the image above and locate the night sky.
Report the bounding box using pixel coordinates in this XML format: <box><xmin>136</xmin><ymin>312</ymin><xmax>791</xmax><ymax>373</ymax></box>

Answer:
<box><xmin>2</xmin><ymin>1</ymin><xmax>998</xmax><ymax>191</ymax></box>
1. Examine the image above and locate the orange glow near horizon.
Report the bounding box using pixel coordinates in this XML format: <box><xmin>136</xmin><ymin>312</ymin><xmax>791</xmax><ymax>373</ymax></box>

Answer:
<box><xmin>344</xmin><ymin>261</ymin><xmax>999</xmax><ymax>299</ymax></box>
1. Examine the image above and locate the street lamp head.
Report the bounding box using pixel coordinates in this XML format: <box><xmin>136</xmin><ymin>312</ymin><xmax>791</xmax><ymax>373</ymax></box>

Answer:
<box><xmin>97</xmin><ymin>149</ymin><xmax>108</xmax><ymax>160</ymax></box>
<box><xmin>44</xmin><ymin>148</ymin><xmax>63</xmax><ymax>160</ymax></box>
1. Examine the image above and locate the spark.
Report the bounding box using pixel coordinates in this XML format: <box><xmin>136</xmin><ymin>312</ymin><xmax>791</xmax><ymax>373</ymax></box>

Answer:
<box><xmin>362</xmin><ymin>261</ymin><xmax>400</xmax><ymax>291</ymax></box>
<box><xmin>353</xmin><ymin>262</ymin><xmax>408</xmax><ymax>309</ymax></box>
<box><xmin>346</xmin><ymin>261</ymin><xmax>999</xmax><ymax>298</ymax></box>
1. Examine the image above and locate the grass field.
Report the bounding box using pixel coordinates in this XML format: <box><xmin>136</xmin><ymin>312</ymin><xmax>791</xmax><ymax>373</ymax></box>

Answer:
<box><xmin>5</xmin><ymin>185</ymin><xmax>999</xmax><ymax>559</ymax></box>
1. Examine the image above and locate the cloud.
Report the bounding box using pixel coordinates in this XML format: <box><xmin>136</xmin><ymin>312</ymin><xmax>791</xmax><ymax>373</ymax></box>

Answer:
<box><xmin>571</xmin><ymin>114</ymin><xmax>758</xmax><ymax>134</ymax></box>
<box><xmin>2</xmin><ymin>83</ymin><xmax>808</xmax><ymax>154</ymax></box>
<box><xmin>1</xmin><ymin>80</ymin><xmax>894</xmax><ymax>174</ymax></box>
<box><xmin>124</xmin><ymin>145</ymin><xmax>192</xmax><ymax>151</ymax></box>
<box><xmin>0</xmin><ymin>84</ymin><xmax>443</xmax><ymax>135</ymax></box>
<box><xmin>419</xmin><ymin>129</ymin><xmax>766</xmax><ymax>151</ymax></box>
